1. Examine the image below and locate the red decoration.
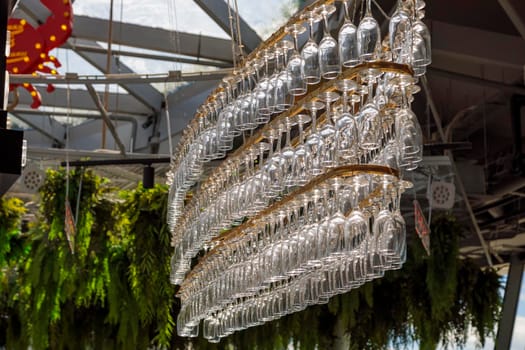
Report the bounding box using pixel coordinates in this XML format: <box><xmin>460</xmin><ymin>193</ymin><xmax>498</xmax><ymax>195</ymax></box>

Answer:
<box><xmin>6</xmin><ymin>0</ymin><xmax>73</xmax><ymax>108</ymax></box>
<box><xmin>413</xmin><ymin>199</ymin><xmax>431</xmax><ymax>255</ymax></box>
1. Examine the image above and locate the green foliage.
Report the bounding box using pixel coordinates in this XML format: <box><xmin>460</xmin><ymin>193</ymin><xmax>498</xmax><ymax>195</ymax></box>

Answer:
<box><xmin>0</xmin><ymin>171</ymin><xmax>503</xmax><ymax>350</ymax></box>
<box><xmin>0</xmin><ymin>197</ymin><xmax>26</xmax><ymax>267</ymax></box>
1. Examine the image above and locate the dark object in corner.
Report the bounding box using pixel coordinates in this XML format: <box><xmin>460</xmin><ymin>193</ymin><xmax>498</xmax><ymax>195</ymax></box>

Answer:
<box><xmin>0</xmin><ymin>129</ymin><xmax>24</xmax><ymax>196</ymax></box>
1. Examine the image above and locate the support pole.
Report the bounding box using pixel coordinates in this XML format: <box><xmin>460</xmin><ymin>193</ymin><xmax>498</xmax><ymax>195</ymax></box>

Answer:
<box><xmin>495</xmin><ymin>255</ymin><xmax>524</xmax><ymax>350</ymax></box>
<box><xmin>143</xmin><ymin>165</ymin><xmax>155</xmax><ymax>189</ymax></box>
<box><xmin>85</xmin><ymin>84</ymin><xmax>127</xmax><ymax>155</ymax></box>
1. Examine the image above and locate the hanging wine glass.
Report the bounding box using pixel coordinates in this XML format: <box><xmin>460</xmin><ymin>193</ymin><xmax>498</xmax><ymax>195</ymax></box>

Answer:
<box><xmin>357</xmin><ymin>0</ymin><xmax>380</xmax><ymax>62</ymax></box>
<box><xmin>389</xmin><ymin>0</ymin><xmax>412</xmax><ymax>64</ymax></box>
<box><xmin>293</xmin><ymin>113</ymin><xmax>311</xmax><ymax>186</ymax></box>
<box><xmin>411</xmin><ymin>10</ymin><xmax>432</xmax><ymax>70</ymax></box>
<box><xmin>303</xmin><ymin>100</ymin><xmax>325</xmax><ymax>176</ymax></box>
<box><xmin>286</xmin><ymin>23</ymin><xmax>307</xmax><ymax>96</ymax></box>
<box><xmin>255</xmin><ymin>49</ymin><xmax>273</xmax><ymax>117</ymax></box>
<box><xmin>317</xmin><ymin>90</ymin><xmax>340</xmax><ymax>169</ymax></box>
<box><xmin>301</xmin><ymin>10</ymin><xmax>322</xmax><ymax>85</ymax></box>
<box><xmin>276</xmin><ymin>40</ymin><xmax>295</xmax><ymax>111</ymax></box>
<box><xmin>318</xmin><ymin>4</ymin><xmax>341</xmax><ymax>79</ymax></box>
<box><xmin>282</xmin><ymin>115</ymin><xmax>299</xmax><ymax>188</ymax></box>
<box><xmin>358</xmin><ymin>69</ymin><xmax>382</xmax><ymax>151</ymax></box>
<box><xmin>338</xmin><ymin>0</ymin><xmax>359</xmax><ymax>68</ymax></box>
<box><xmin>334</xmin><ymin>79</ymin><xmax>359</xmax><ymax>162</ymax></box>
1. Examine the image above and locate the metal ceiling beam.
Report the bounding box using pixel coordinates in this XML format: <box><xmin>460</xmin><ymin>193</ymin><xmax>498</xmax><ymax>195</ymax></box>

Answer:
<box><xmin>68</xmin><ymin>40</ymin><xmax>163</xmax><ymax>113</ymax></box>
<box><xmin>85</xmin><ymin>84</ymin><xmax>127</xmax><ymax>155</ymax></box>
<box><xmin>73</xmin><ymin>15</ymin><xmax>234</xmax><ymax>63</ymax></box>
<box><xmin>12</xmin><ymin>107</ymin><xmax>146</xmax><ymax>120</ymax></box>
<box><xmin>193</xmin><ymin>0</ymin><xmax>262</xmax><ymax>53</ymax></box>
<box><xmin>12</xmin><ymin>87</ymin><xmax>152</xmax><ymax>115</ymax></box>
<box><xmin>27</xmin><ymin>146</ymin><xmax>169</xmax><ymax>160</ymax></box>
<box><xmin>68</xmin><ymin>41</ymin><xmax>232</xmax><ymax>68</ymax></box>
<box><xmin>10</xmin><ymin>113</ymin><xmax>65</xmax><ymax>146</ymax></box>
<box><xmin>10</xmin><ymin>70</ymin><xmax>232</xmax><ymax>85</ymax></box>
<box><xmin>497</xmin><ymin>0</ymin><xmax>525</xmax><ymax>40</ymax></box>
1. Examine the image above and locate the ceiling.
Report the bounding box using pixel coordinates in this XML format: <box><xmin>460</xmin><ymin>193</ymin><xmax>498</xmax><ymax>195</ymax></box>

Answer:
<box><xmin>5</xmin><ymin>0</ymin><xmax>525</xmax><ymax>268</ymax></box>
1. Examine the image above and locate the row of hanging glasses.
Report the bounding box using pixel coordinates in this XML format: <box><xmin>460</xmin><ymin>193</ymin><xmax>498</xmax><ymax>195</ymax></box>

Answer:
<box><xmin>176</xmin><ymin>166</ymin><xmax>412</xmax><ymax>340</ymax></box>
<box><xmin>168</xmin><ymin>0</ymin><xmax>430</xmax><ymax>341</ymax></box>
<box><xmin>166</xmin><ymin>0</ymin><xmax>430</xmax><ymax>233</ymax></box>
<box><xmin>169</xmin><ymin>69</ymin><xmax>422</xmax><ymax>284</ymax></box>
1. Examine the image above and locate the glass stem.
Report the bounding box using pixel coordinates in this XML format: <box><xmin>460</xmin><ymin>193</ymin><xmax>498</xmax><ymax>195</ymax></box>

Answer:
<box><xmin>323</xmin><ymin>13</ymin><xmax>329</xmax><ymax>36</ymax></box>
<box><xmin>367</xmin><ymin>80</ymin><xmax>374</xmax><ymax>105</ymax></box>
<box><xmin>299</xmin><ymin>122</ymin><xmax>304</xmax><ymax>144</ymax></box>
<box><xmin>311</xmin><ymin>109</ymin><xmax>317</xmax><ymax>133</ymax></box>
<box><xmin>276</xmin><ymin>128</ymin><xmax>282</xmax><ymax>153</ymax></box>
<box><xmin>366</xmin><ymin>0</ymin><xmax>372</xmax><ymax>16</ymax></box>
<box><xmin>285</xmin><ymin>120</ymin><xmax>292</xmax><ymax>147</ymax></box>
<box><xmin>343</xmin><ymin>0</ymin><xmax>350</xmax><ymax>21</ymax></box>
<box><xmin>268</xmin><ymin>135</ymin><xmax>275</xmax><ymax>158</ymax></box>
<box><xmin>326</xmin><ymin>100</ymin><xmax>332</xmax><ymax>124</ymax></box>
<box><xmin>401</xmin><ymin>85</ymin><xmax>408</xmax><ymax>109</ymax></box>
<box><xmin>258</xmin><ymin>147</ymin><xmax>264</xmax><ymax>172</ymax></box>
<box><xmin>264</xmin><ymin>54</ymin><xmax>269</xmax><ymax>77</ymax></box>
<box><xmin>343</xmin><ymin>92</ymin><xmax>349</xmax><ymax>113</ymax></box>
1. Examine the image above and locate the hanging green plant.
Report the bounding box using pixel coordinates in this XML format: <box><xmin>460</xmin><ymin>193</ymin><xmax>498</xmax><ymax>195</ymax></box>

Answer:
<box><xmin>0</xmin><ymin>196</ymin><xmax>27</xmax><ymax>349</ymax></box>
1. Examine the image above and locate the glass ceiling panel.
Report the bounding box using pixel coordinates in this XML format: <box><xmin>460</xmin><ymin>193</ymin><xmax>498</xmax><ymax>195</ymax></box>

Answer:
<box><xmin>45</xmin><ymin>48</ymin><xmax>127</xmax><ymax>93</ymax></box>
<box><xmin>95</xmin><ymin>42</ymin><xmax>231</xmax><ymax>68</ymax></box>
<box><xmin>74</xmin><ymin>0</ymin><xmax>230</xmax><ymax>39</ymax></box>
<box><xmin>52</xmin><ymin>48</ymin><xmax>104</xmax><ymax>76</ymax></box>
<box><xmin>119</xmin><ymin>56</ymin><xmax>220</xmax><ymax>75</ymax></box>
<box><xmin>231</xmin><ymin>0</ymin><xmax>299</xmax><ymax>40</ymax></box>
<box><xmin>118</xmin><ymin>56</ymin><xmax>220</xmax><ymax>92</ymax></box>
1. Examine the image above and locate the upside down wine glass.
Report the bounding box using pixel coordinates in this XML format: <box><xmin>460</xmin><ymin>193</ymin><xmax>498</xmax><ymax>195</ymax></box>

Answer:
<box><xmin>304</xmin><ymin>100</ymin><xmax>325</xmax><ymax>176</ymax></box>
<box><xmin>286</xmin><ymin>24</ymin><xmax>307</xmax><ymax>96</ymax></box>
<box><xmin>357</xmin><ymin>0</ymin><xmax>380</xmax><ymax>62</ymax></box>
<box><xmin>338</xmin><ymin>0</ymin><xmax>359</xmax><ymax>67</ymax></box>
<box><xmin>318</xmin><ymin>4</ymin><xmax>341</xmax><ymax>79</ymax></box>
<box><xmin>302</xmin><ymin>10</ymin><xmax>322</xmax><ymax>85</ymax></box>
